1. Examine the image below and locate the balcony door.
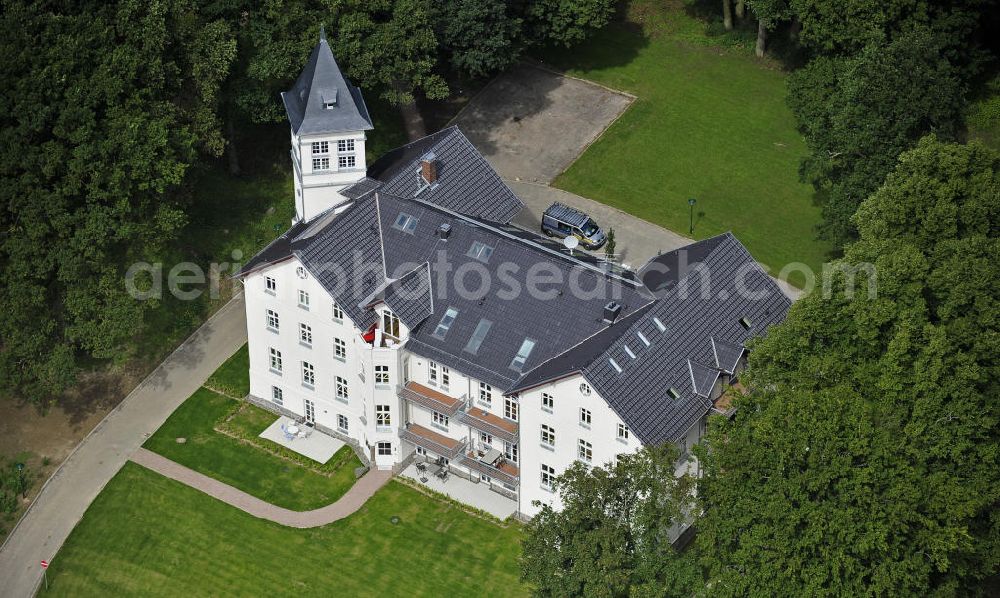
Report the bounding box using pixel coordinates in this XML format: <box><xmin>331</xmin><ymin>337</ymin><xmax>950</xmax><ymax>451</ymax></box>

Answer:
<box><xmin>304</xmin><ymin>399</ymin><xmax>316</xmax><ymax>423</ymax></box>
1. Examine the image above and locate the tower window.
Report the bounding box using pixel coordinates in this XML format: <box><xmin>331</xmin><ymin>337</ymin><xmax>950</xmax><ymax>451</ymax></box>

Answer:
<box><xmin>338</xmin><ymin>155</ymin><xmax>356</xmax><ymax>169</ymax></box>
<box><xmin>312</xmin><ymin>157</ymin><xmax>330</xmax><ymax>171</ymax></box>
<box><xmin>337</xmin><ymin>139</ymin><xmax>355</xmax><ymax>153</ymax></box>
<box><xmin>312</xmin><ymin>141</ymin><xmax>329</xmax><ymax>155</ymax></box>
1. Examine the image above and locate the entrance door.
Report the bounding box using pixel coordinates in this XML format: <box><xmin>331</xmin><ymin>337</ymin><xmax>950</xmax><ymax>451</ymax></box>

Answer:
<box><xmin>304</xmin><ymin>399</ymin><xmax>316</xmax><ymax>423</ymax></box>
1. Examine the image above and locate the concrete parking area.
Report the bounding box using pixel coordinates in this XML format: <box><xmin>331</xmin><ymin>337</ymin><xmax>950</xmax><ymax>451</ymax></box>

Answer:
<box><xmin>451</xmin><ymin>63</ymin><xmax>633</xmax><ymax>184</ymax></box>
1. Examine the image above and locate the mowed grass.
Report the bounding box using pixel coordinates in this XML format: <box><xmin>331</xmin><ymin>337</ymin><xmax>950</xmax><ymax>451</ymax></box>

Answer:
<box><xmin>204</xmin><ymin>343</ymin><xmax>250</xmax><ymax>398</ymax></box>
<box><xmin>543</xmin><ymin>3</ymin><xmax>833</xmax><ymax>286</ymax></box>
<box><xmin>47</xmin><ymin>464</ymin><xmax>527</xmax><ymax>597</ymax></box>
<box><xmin>143</xmin><ymin>387</ymin><xmax>360</xmax><ymax>511</ymax></box>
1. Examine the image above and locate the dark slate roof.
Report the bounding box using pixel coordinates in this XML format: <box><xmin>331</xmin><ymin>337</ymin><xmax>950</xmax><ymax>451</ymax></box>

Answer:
<box><xmin>341</xmin><ymin>177</ymin><xmax>382</xmax><ymax>200</ymax></box>
<box><xmin>711</xmin><ymin>337</ymin><xmax>744</xmax><ymax>374</ymax></box>
<box><xmin>374</xmin><ymin>192</ymin><xmax>653</xmax><ymax>389</ymax></box>
<box><xmin>543</xmin><ymin>202</ymin><xmax>590</xmax><ymax>228</ymax></box>
<box><xmin>509</xmin><ymin>304</ymin><xmax>655</xmax><ymax>391</ymax></box>
<box><xmin>235</xmin><ymin>219</ymin><xmax>310</xmax><ymax>276</ymax></box>
<box><xmin>581</xmin><ymin>233</ymin><xmax>791</xmax><ymax>445</ymax></box>
<box><xmin>688</xmin><ymin>360</ymin><xmax>720</xmax><ymax>398</ymax></box>
<box><xmin>381</xmin><ymin>263</ymin><xmax>433</xmax><ymax>329</ymax></box>
<box><xmin>639</xmin><ymin>234</ymin><xmax>728</xmax><ymax>297</ymax></box>
<box><xmin>367</xmin><ymin>126</ymin><xmax>523</xmax><ymax>223</ymax></box>
<box><xmin>282</xmin><ymin>29</ymin><xmax>373</xmax><ymax>136</ymax></box>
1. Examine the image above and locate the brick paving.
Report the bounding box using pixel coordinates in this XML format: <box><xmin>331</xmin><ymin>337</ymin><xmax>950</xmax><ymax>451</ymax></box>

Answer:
<box><xmin>130</xmin><ymin>448</ymin><xmax>392</xmax><ymax>528</ymax></box>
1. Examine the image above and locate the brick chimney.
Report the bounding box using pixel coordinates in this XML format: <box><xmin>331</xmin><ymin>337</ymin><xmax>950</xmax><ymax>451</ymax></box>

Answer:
<box><xmin>420</xmin><ymin>158</ymin><xmax>437</xmax><ymax>185</ymax></box>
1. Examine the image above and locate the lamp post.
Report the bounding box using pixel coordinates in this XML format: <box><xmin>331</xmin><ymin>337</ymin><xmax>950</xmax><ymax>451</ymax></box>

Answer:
<box><xmin>688</xmin><ymin>198</ymin><xmax>697</xmax><ymax>235</ymax></box>
<box><xmin>15</xmin><ymin>462</ymin><xmax>26</xmax><ymax>498</ymax></box>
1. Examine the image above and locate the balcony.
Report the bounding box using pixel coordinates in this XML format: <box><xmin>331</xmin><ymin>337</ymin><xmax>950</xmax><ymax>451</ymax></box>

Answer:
<box><xmin>458</xmin><ymin>406</ymin><xmax>518</xmax><ymax>443</ymax></box>
<box><xmin>400</xmin><ymin>423</ymin><xmax>466</xmax><ymax>460</ymax></box>
<box><xmin>460</xmin><ymin>451</ymin><xmax>519</xmax><ymax>487</ymax></box>
<box><xmin>398</xmin><ymin>382</ymin><xmax>465</xmax><ymax>417</ymax></box>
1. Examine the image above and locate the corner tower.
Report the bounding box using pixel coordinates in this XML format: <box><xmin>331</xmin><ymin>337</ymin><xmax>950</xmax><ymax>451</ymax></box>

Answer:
<box><xmin>282</xmin><ymin>26</ymin><xmax>374</xmax><ymax>223</ymax></box>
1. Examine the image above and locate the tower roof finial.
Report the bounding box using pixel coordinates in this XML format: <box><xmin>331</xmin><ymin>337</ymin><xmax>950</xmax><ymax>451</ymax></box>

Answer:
<box><xmin>319</xmin><ymin>23</ymin><xmax>326</xmax><ymax>42</ymax></box>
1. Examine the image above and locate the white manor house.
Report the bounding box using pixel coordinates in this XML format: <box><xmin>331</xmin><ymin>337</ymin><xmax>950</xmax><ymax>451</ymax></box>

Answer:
<box><xmin>237</xmin><ymin>32</ymin><xmax>791</xmax><ymax>519</ymax></box>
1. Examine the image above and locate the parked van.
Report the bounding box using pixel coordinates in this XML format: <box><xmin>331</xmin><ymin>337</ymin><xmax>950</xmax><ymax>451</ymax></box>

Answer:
<box><xmin>541</xmin><ymin>202</ymin><xmax>606</xmax><ymax>250</ymax></box>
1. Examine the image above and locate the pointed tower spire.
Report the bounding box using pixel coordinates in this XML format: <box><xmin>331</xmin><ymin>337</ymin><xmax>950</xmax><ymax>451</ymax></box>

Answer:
<box><xmin>319</xmin><ymin>23</ymin><xmax>326</xmax><ymax>42</ymax></box>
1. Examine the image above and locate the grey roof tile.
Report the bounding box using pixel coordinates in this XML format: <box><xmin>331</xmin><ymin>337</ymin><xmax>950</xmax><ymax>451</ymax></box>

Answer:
<box><xmin>341</xmin><ymin>177</ymin><xmax>382</xmax><ymax>200</ymax></box>
<box><xmin>282</xmin><ymin>31</ymin><xmax>373</xmax><ymax>136</ymax></box>
<box><xmin>381</xmin><ymin>263</ymin><xmax>433</xmax><ymax>329</ymax></box>
<box><xmin>368</xmin><ymin>126</ymin><xmax>524</xmax><ymax>223</ymax></box>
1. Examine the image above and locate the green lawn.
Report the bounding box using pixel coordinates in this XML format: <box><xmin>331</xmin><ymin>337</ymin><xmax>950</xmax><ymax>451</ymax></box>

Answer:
<box><xmin>144</xmin><ymin>387</ymin><xmax>360</xmax><ymax>511</ymax></box>
<box><xmin>47</xmin><ymin>464</ymin><xmax>527</xmax><ymax>597</ymax></box>
<box><xmin>204</xmin><ymin>344</ymin><xmax>250</xmax><ymax>399</ymax></box>
<box><xmin>542</xmin><ymin>2</ymin><xmax>833</xmax><ymax>286</ymax></box>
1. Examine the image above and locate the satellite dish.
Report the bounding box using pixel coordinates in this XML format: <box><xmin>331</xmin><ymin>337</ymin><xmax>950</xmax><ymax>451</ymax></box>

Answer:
<box><xmin>563</xmin><ymin>236</ymin><xmax>579</xmax><ymax>252</ymax></box>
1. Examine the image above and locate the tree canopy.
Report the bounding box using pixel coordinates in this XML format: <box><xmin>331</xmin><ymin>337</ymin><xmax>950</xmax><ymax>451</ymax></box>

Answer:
<box><xmin>696</xmin><ymin>136</ymin><xmax>1000</xmax><ymax>595</ymax></box>
<box><xmin>521</xmin><ymin>445</ymin><xmax>701</xmax><ymax>597</ymax></box>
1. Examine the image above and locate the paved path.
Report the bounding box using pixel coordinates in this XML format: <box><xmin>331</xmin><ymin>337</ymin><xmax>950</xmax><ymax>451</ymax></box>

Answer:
<box><xmin>131</xmin><ymin>448</ymin><xmax>393</xmax><ymax>527</ymax></box>
<box><xmin>0</xmin><ymin>294</ymin><xmax>248</xmax><ymax>598</ymax></box>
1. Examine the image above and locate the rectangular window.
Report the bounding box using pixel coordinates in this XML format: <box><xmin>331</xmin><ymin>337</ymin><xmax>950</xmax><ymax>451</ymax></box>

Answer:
<box><xmin>301</xmin><ymin>361</ymin><xmax>315</xmax><ymax>387</ymax></box>
<box><xmin>271</xmin><ymin>386</ymin><xmax>283</xmax><ymax>406</ymax></box>
<box><xmin>504</xmin><ymin>441</ymin><xmax>519</xmax><ymax>464</ymax></box>
<box><xmin>617</xmin><ymin>423</ymin><xmax>630</xmax><ymax>442</ymax></box>
<box><xmin>504</xmin><ymin>396</ymin><xmax>518</xmax><ymax>421</ymax></box>
<box><xmin>428</xmin><ymin>361</ymin><xmax>438</xmax><ymax>385</ymax></box>
<box><xmin>332</xmin><ymin>302</ymin><xmax>344</xmax><ymax>322</ymax></box>
<box><xmin>312</xmin><ymin>141</ymin><xmax>329</xmax><ymax>155</ymax></box>
<box><xmin>392</xmin><ymin>213</ymin><xmax>418</xmax><ymax>234</ymax></box>
<box><xmin>338</xmin><ymin>155</ymin><xmax>356</xmax><ymax>169</ymax></box>
<box><xmin>336</xmin><ymin>376</ymin><xmax>349</xmax><ymax>402</ymax></box>
<box><xmin>299</xmin><ymin>323</ymin><xmax>312</xmax><ymax>346</ymax></box>
<box><xmin>312</xmin><ymin>157</ymin><xmax>330</xmax><ymax>171</ymax></box>
<box><xmin>432</xmin><ymin>307</ymin><xmax>459</xmax><ymax>340</ymax></box>
<box><xmin>298</xmin><ymin>290</ymin><xmax>309</xmax><ymax>309</ymax></box>
<box><xmin>375</xmin><ymin>365</ymin><xmax>389</xmax><ymax>386</ymax></box>
<box><xmin>478</xmin><ymin>382</ymin><xmax>492</xmax><ymax>406</ymax></box>
<box><xmin>510</xmin><ymin>338</ymin><xmax>536</xmax><ymax>371</ymax></box>
<box><xmin>337</xmin><ymin>139</ymin><xmax>355</xmax><ymax>153</ymax></box>
<box><xmin>337</xmin><ymin>414</ymin><xmax>349</xmax><ymax>434</ymax></box>
<box><xmin>541</xmin><ymin>424</ymin><xmax>555</xmax><ymax>448</ymax></box>
<box><xmin>578</xmin><ymin>439</ymin><xmax>593</xmax><ymax>463</ymax></box>
<box><xmin>334</xmin><ymin>338</ymin><xmax>346</xmax><ymax>360</ymax></box>
<box><xmin>269</xmin><ymin>348</ymin><xmax>282</xmax><ymax>373</ymax></box>
<box><xmin>440</xmin><ymin>365</ymin><xmax>450</xmax><ymax>391</ymax></box>
<box><xmin>432</xmin><ymin>410</ymin><xmax>449</xmax><ymax>430</ymax></box>
<box><xmin>542</xmin><ymin>393</ymin><xmax>554</xmax><ymax>412</ymax></box>
<box><xmin>580</xmin><ymin>408</ymin><xmax>592</xmax><ymax>428</ymax></box>
<box><xmin>541</xmin><ymin>464</ymin><xmax>556</xmax><ymax>490</ymax></box>
<box><xmin>463</xmin><ymin>318</ymin><xmax>492</xmax><ymax>355</ymax></box>
<box><xmin>266</xmin><ymin>309</ymin><xmax>279</xmax><ymax>331</ymax></box>
<box><xmin>377</xmin><ymin>441</ymin><xmax>392</xmax><ymax>456</ymax></box>
<box><xmin>467</xmin><ymin>241</ymin><xmax>494</xmax><ymax>263</ymax></box>
<box><xmin>265</xmin><ymin>276</ymin><xmax>276</xmax><ymax>293</ymax></box>
<box><xmin>382</xmin><ymin>310</ymin><xmax>400</xmax><ymax>339</ymax></box>
<box><xmin>479</xmin><ymin>431</ymin><xmax>494</xmax><ymax>447</ymax></box>
<box><xmin>376</xmin><ymin>404</ymin><xmax>391</xmax><ymax>428</ymax></box>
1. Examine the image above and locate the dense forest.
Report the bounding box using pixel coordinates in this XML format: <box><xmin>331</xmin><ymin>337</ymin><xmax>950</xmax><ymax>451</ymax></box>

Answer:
<box><xmin>0</xmin><ymin>0</ymin><xmax>616</xmax><ymax>406</ymax></box>
<box><xmin>522</xmin><ymin>1</ymin><xmax>1000</xmax><ymax>595</ymax></box>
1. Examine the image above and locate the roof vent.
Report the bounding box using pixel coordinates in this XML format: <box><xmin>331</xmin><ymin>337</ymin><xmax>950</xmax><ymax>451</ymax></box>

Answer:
<box><xmin>667</xmin><ymin>387</ymin><xmax>681</xmax><ymax>400</ymax></box>
<box><xmin>437</xmin><ymin>223</ymin><xmax>452</xmax><ymax>239</ymax></box>
<box><xmin>739</xmin><ymin>316</ymin><xmax>752</xmax><ymax>330</ymax></box>
<box><xmin>420</xmin><ymin>157</ymin><xmax>438</xmax><ymax>185</ymax></box>
<box><xmin>323</xmin><ymin>90</ymin><xmax>337</xmax><ymax>109</ymax></box>
<box><xmin>603</xmin><ymin>301</ymin><xmax>622</xmax><ymax>324</ymax></box>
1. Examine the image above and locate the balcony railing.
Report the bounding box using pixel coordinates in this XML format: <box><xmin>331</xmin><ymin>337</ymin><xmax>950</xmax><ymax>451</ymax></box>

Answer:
<box><xmin>400</xmin><ymin>423</ymin><xmax>466</xmax><ymax>460</ymax></box>
<box><xmin>398</xmin><ymin>382</ymin><xmax>465</xmax><ymax>416</ymax></box>
<box><xmin>459</xmin><ymin>451</ymin><xmax>519</xmax><ymax>486</ymax></box>
<box><xmin>457</xmin><ymin>406</ymin><xmax>518</xmax><ymax>443</ymax></box>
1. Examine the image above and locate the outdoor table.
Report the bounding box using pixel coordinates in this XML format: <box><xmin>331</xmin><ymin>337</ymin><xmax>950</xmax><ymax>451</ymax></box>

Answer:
<box><xmin>481</xmin><ymin>448</ymin><xmax>502</xmax><ymax>465</ymax></box>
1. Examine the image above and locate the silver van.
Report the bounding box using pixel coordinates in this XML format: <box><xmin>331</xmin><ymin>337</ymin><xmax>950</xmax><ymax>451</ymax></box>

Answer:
<box><xmin>541</xmin><ymin>202</ymin><xmax>606</xmax><ymax>250</ymax></box>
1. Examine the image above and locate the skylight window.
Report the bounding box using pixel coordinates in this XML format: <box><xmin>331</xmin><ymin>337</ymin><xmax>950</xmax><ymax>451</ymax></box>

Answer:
<box><xmin>467</xmin><ymin>241</ymin><xmax>494</xmax><ymax>263</ymax></box>
<box><xmin>667</xmin><ymin>387</ymin><xmax>680</xmax><ymax>400</ymax></box>
<box><xmin>653</xmin><ymin>317</ymin><xmax>667</xmax><ymax>332</ymax></box>
<box><xmin>637</xmin><ymin>331</ymin><xmax>650</xmax><ymax>346</ymax></box>
<box><xmin>510</xmin><ymin>338</ymin><xmax>536</xmax><ymax>371</ymax></box>
<box><xmin>609</xmin><ymin>358</ymin><xmax>622</xmax><ymax>373</ymax></box>
<box><xmin>392</xmin><ymin>212</ymin><xmax>418</xmax><ymax>234</ymax></box>
<box><xmin>739</xmin><ymin>316</ymin><xmax>752</xmax><ymax>329</ymax></box>
<box><xmin>432</xmin><ymin>307</ymin><xmax>459</xmax><ymax>339</ymax></box>
<box><xmin>623</xmin><ymin>345</ymin><xmax>636</xmax><ymax>359</ymax></box>
<box><xmin>463</xmin><ymin>319</ymin><xmax>493</xmax><ymax>355</ymax></box>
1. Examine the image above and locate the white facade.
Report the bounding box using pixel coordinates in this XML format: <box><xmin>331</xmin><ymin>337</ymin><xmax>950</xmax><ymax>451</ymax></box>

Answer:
<box><xmin>243</xmin><ymin>255</ymin><xmax>714</xmax><ymax>518</ymax></box>
<box><xmin>291</xmin><ymin>130</ymin><xmax>368</xmax><ymax>223</ymax></box>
